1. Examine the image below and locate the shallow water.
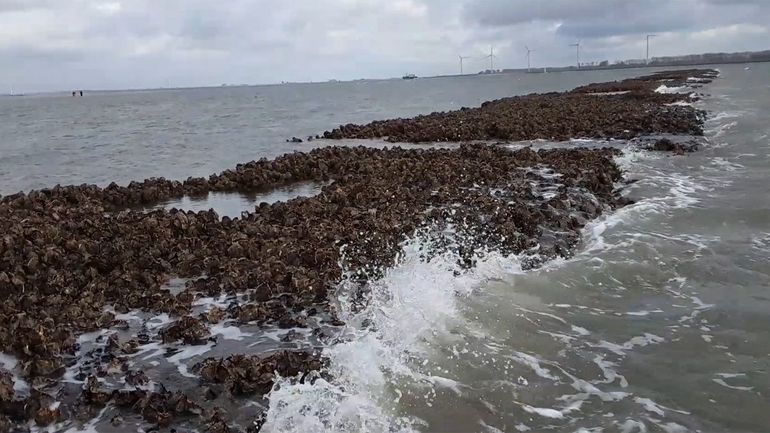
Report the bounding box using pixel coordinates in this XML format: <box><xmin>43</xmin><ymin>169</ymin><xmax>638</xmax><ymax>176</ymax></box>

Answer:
<box><xmin>134</xmin><ymin>182</ymin><xmax>327</xmax><ymax>218</ymax></box>
<box><xmin>2</xmin><ymin>63</ymin><xmax>769</xmax><ymax>432</ymax></box>
<box><xmin>1</xmin><ymin>66</ymin><xmax>700</xmax><ymax>195</ymax></box>
<box><xmin>261</xmin><ymin>64</ymin><xmax>770</xmax><ymax>433</ymax></box>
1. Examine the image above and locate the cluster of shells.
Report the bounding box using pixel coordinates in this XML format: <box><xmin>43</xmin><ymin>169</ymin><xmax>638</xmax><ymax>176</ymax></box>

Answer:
<box><xmin>323</xmin><ymin>69</ymin><xmax>717</xmax><ymax>143</ymax></box>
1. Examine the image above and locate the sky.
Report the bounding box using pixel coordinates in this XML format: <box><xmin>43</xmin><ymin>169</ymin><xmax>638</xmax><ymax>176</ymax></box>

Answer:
<box><xmin>1</xmin><ymin>0</ymin><xmax>769</xmax><ymax>92</ymax></box>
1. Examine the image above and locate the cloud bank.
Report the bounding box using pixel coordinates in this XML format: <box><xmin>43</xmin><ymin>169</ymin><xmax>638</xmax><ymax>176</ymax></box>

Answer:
<box><xmin>0</xmin><ymin>0</ymin><xmax>767</xmax><ymax>91</ymax></box>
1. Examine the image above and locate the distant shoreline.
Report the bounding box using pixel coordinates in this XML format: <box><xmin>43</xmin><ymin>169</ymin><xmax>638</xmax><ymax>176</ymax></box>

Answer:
<box><xmin>424</xmin><ymin>58</ymin><xmax>769</xmax><ymax>79</ymax></box>
<box><xmin>2</xmin><ymin>58</ymin><xmax>766</xmax><ymax>97</ymax></box>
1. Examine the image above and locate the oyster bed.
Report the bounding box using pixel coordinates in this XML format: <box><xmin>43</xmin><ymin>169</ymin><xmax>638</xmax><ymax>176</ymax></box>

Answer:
<box><xmin>0</xmin><ymin>69</ymin><xmax>716</xmax><ymax>432</ymax></box>
<box><xmin>323</xmin><ymin>69</ymin><xmax>717</xmax><ymax>143</ymax></box>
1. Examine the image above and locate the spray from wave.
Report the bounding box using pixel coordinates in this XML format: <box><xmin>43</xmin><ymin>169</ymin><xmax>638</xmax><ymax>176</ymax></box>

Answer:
<box><xmin>262</xmin><ymin>233</ymin><xmax>524</xmax><ymax>433</ymax></box>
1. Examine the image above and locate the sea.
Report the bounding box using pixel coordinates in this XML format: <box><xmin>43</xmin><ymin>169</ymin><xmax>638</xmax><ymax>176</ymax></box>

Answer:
<box><xmin>0</xmin><ymin>63</ymin><xmax>768</xmax><ymax>433</ymax></box>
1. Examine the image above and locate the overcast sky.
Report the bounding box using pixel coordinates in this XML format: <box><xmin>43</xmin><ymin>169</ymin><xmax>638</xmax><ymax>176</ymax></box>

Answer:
<box><xmin>1</xmin><ymin>0</ymin><xmax>768</xmax><ymax>92</ymax></box>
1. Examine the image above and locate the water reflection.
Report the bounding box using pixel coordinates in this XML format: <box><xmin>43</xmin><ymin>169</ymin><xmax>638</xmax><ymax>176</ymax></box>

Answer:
<box><xmin>140</xmin><ymin>182</ymin><xmax>326</xmax><ymax>218</ymax></box>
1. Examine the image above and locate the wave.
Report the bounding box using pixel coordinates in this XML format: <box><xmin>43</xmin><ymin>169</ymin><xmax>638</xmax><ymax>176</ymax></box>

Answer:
<box><xmin>262</xmin><ymin>236</ymin><xmax>523</xmax><ymax>433</ymax></box>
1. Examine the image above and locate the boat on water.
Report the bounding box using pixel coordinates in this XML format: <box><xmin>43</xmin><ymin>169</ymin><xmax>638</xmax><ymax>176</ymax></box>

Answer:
<box><xmin>402</xmin><ymin>74</ymin><xmax>417</xmax><ymax>80</ymax></box>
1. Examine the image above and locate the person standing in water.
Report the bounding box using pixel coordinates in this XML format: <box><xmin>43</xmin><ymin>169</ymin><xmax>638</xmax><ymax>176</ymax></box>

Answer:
<box><xmin>79</xmin><ymin>90</ymin><xmax>83</xmax><ymax>96</ymax></box>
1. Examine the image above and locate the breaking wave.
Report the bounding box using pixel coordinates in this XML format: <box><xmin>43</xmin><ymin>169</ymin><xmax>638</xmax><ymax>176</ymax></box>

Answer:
<box><xmin>262</xmin><ymin>236</ymin><xmax>525</xmax><ymax>433</ymax></box>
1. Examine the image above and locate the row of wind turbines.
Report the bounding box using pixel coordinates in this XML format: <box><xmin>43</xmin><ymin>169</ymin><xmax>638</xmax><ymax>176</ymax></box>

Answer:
<box><xmin>458</xmin><ymin>35</ymin><xmax>659</xmax><ymax>75</ymax></box>
<box><xmin>456</xmin><ymin>45</ymin><xmax>537</xmax><ymax>75</ymax></box>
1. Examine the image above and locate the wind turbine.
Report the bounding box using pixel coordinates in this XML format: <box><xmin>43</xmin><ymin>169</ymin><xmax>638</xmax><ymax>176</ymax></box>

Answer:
<box><xmin>525</xmin><ymin>46</ymin><xmax>534</xmax><ymax>72</ymax></box>
<box><xmin>484</xmin><ymin>45</ymin><xmax>497</xmax><ymax>71</ymax></box>
<box><xmin>459</xmin><ymin>55</ymin><xmax>471</xmax><ymax>75</ymax></box>
<box><xmin>646</xmin><ymin>34</ymin><xmax>657</xmax><ymax>64</ymax></box>
<box><xmin>570</xmin><ymin>41</ymin><xmax>581</xmax><ymax>68</ymax></box>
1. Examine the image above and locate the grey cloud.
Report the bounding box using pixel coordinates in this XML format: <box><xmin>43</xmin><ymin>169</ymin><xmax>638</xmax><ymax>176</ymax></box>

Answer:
<box><xmin>179</xmin><ymin>12</ymin><xmax>227</xmax><ymax>41</ymax></box>
<box><xmin>463</xmin><ymin>0</ymin><xmax>627</xmax><ymax>26</ymax></box>
<box><xmin>0</xmin><ymin>0</ymin><xmax>768</xmax><ymax>93</ymax></box>
<box><xmin>462</xmin><ymin>0</ymin><xmax>767</xmax><ymax>37</ymax></box>
<box><xmin>0</xmin><ymin>0</ymin><xmax>52</xmax><ymax>12</ymax></box>
<box><xmin>0</xmin><ymin>45</ymin><xmax>85</xmax><ymax>63</ymax></box>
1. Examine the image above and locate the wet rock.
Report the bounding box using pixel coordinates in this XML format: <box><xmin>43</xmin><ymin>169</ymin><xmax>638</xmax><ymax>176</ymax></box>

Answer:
<box><xmin>0</xmin><ymin>370</ymin><xmax>13</xmax><ymax>401</ymax></box>
<box><xmin>126</xmin><ymin>370</ymin><xmax>149</xmax><ymax>386</ymax></box>
<box><xmin>24</xmin><ymin>390</ymin><xmax>61</xmax><ymax>426</ymax></box>
<box><xmin>204</xmin><ymin>307</ymin><xmax>226</xmax><ymax>324</ymax></box>
<box><xmin>0</xmin><ymin>416</ymin><xmax>13</xmax><ymax>432</ymax></box>
<box><xmin>641</xmin><ymin>137</ymin><xmax>700</xmax><ymax>153</ymax></box>
<box><xmin>206</xmin><ymin>410</ymin><xmax>234</xmax><ymax>433</ymax></box>
<box><xmin>196</xmin><ymin>351</ymin><xmax>324</xmax><ymax>396</ymax></box>
<box><xmin>82</xmin><ymin>376</ymin><xmax>112</xmax><ymax>406</ymax></box>
<box><xmin>160</xmin><ymin>316</ymin><xmax>211</xmax><ymax>345</ymax></box>
<box><xmin>280</xmin><ymin>330</ymin><xmax>299</xmax><ymax>342</ymax></box>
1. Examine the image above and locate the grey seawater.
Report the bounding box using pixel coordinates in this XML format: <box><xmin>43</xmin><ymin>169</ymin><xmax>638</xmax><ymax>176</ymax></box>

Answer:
<box><xmin>1</xmin><ymin>64</ymin><xmax>768</xmax><ymax>433</ymax></box>
<box><xmin>2</xmin><ymin>67</ymin><xmax>686</xmax><ymax>195</ymax></box>
<box><xmin>262</xmin><ymin>65</ymin><xmax>770</xmax><ymax>433</ymax></box>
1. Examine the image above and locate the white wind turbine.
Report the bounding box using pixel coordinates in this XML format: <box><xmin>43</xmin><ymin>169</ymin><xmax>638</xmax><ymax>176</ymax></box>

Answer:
<box><xmin>525</xmin><ymin>46</ymin><xmax>534</xmax><ymax>72</ymax></box>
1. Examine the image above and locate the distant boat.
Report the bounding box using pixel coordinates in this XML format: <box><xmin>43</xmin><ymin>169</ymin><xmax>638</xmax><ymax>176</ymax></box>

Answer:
<box><xmin>402</xmin><ymin>74</ymin><xmax>417</xmax><ymax>80</ymax></box>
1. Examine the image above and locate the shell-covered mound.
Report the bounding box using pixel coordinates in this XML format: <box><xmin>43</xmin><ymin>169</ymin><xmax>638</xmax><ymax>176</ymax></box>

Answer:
<box><xmin>0</xmin><ymin>144</ymin><xmax>627</xmax><ymax>431</ymax></box>
<box><xmin>322</xmin><ymin>69</ymin><xmax>717</xmax><ymax>143</ymax></box>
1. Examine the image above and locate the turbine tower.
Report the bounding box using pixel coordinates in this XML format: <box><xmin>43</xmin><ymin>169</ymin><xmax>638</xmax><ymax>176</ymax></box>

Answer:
<box><xmin>570</xmin><ymin>41</ymin><xmax>581</xmax><ymax>68</ymax></box>
<box><xmin>484</xmin><ymin>46</ymin><xmax>497</xmax><ymax>71</ymax></box>
<box><xmin>459</xmin><ymin>55</ymin><xmax>471</xmax><ymax>75</ymax></box>
<box><xmin>646</xmin><ymin>34</ymin><xmax>657</xmax><ymax>64</ymax></box>
<box><xmin>525</xmin><ymin>46</ymin><xmax>534</xmax><ymax>72</ymax></box>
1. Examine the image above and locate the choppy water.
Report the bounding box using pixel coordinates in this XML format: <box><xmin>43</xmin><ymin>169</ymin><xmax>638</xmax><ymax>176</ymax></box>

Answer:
<box><xmin>2</xmin><ymin>63</ymin><xmax>769</xmax><ymax>432</ymax></box>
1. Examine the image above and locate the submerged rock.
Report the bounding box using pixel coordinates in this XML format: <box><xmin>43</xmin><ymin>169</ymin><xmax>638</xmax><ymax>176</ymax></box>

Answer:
<box><xmin>641</xmin><ymin>137</ymin><xmax>700</xmax><ymax>153</ymax></box>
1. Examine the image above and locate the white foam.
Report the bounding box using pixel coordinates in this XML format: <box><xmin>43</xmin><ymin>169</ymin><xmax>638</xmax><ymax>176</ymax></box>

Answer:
<box><xmin>710</xmin><ymin>120</ymin><xmax>738</xmax><ymax>139</ymax></box>
<box><xmin>428</xmin><ymin>376</ymin><xmax>464</xmax><ymax>396</ymax></box>
<box><xmin>192</xmin><ymin>293</ymin><xmax>230</xmax><ymax>311</ymax></box>
<box><xmin>0</xmin><ymin>353</ymin><xmax>19</xmax><ymax>370</ymax></box>
<box><xmin>634</xmin><ymin>397</ymin><xmax>665</xmax><ymax>416</ymax></box>
<box><xmin>167</xmin><ymin>343</ymin><xmax>214</xmax><ymax>378</ymax></box>
<box><xmin>210</xmin><ymin>322</ymin><xmax>253</xmax><ymax>341</ymax></box>
<box><xmin>146</xmin><ymin>313</ymin><xmax>174</xmax><ymax>330</ymax></box>
<box><xmin>626</xmin><ymin>310</ymin><xmax>663</xmax><ymax>316</ymax></box>
<box><xmin>655</xmin><ymin>85</ymin><xmax>690</xmax><ymax>94</ymax></box>
<box><xmin>480</xmin><ymin>420</ymin><xmax>506</xmax><ymax>433</ymax></box>
<box><xmin>593</xmin><ymin>356</ymin><xmax>628</xmax><ymax>387</ymax></box>
<box><xmin>665</xmin><ymin>101</ymin><xmax>693</xmax><ymax>107</ymax></box>
<box><xmin>63</xmin><ymin>406</ymin><xmax>108</xmax><ymax>433</ymax></box>
<box><xmin>263</xmin><ymin>236</ymin><xmax>519</xmax><ymax>432</ymax></box>
<box><xmin>510</xmin><ymin>351</ymin><xmax>559</xmax><ymax>380</ymax></box>
<box><xmin>716</xmin><ymin>373</ymin><xmax>746</xmax><ymax>379</ymax></box>
<box><xmin>521</xmin><ymin>404</ymin><xmax>565</xmax><ymax>419</ymax></box>
<box><xmin>707</xmin><ymin>111</ymin><xmax>741</xmax><ymax>123</ymax></box>
<box><xmin>618</xmin><ymin>419</ymin><xmax>648</xmax><ymax>433</ymax></box>
<box><xmin>712</xmin><ymin>378</ymin><xmax>754</xmax><ymax>391</ymax></box>
<box><xmin>588</xmin><ymin>91</ymin><xmax>631</xmax><ymax>96</ymax></box>
<box><xmin>0</xmin><ymin>352</ymin><xmax>30</xmax><ymax>395</ymax></box>
<box><xmin>594</xmin><ymin>333</ymin><xmax>665</xmax><ymax>356</ymax></box>
<box><xmin>710</xmin><ymin>157</ymin><xmax>744</xmax><ymax>172</ymax></box>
